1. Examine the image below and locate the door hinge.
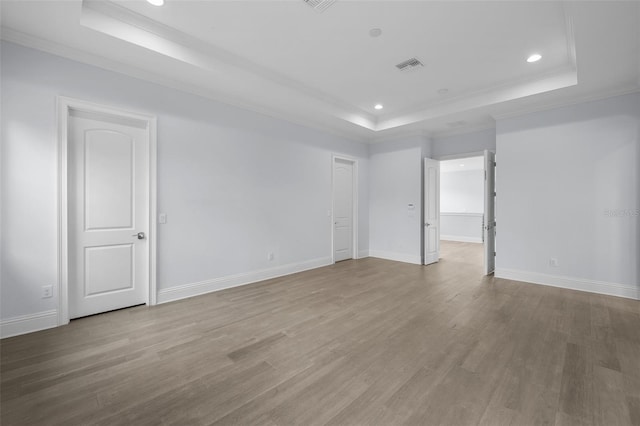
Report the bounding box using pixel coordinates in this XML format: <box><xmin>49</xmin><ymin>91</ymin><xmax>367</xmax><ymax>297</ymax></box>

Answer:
<box><xmin>494</xmin><ymin>161</ymin><xmax>497</xmax><ymax>167</ymax></box>
<box><xmin>494</xmin><ymin>251</ymin><xmax>496</xmax><ymax>256</ymax></box>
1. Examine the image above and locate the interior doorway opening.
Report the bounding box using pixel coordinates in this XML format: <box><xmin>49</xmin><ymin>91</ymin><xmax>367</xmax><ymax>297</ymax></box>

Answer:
<box><xmin>425</xmin><ymin>151</ymin><xmax>496</xmax><ymax>274</ymax></box>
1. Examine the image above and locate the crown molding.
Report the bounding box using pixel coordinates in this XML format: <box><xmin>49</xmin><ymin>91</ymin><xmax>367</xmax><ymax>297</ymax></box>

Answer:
<box><xmin>637</xmin><ymin>2</ymin><xmax>640</xmax><ymax>87</ymax></box>
<box><xmin>490</xmin><ymin>85</ymin><xmax>640</xmax><ymax>121</ymax></box>
<box><xmin>430</xmin><ymin>121</ymin><xmax>496</xmax><ymax>140</ymax></box>
<box><xmin>0</xmin><ymin>28</ymin><xmax>371</xmax><ymax>143</ymax></box>
<box><xmin>376</xmin><ymin>65</ymin><xmax>577</xmax><ymax>132</ymax></box>
<box><xmin>368</xmin><ymin>129</ymin><xmax>431</xmax><ymax>145</ymax></box>
<box><xmin>80</xmin><ymin>0</ymin><xmax>376</xmax><ymax>128</ymax></box>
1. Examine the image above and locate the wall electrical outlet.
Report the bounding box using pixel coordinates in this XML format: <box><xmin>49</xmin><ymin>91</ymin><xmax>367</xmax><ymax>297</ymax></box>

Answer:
<box><xmin>549</xmin><ymin>258</ymin><xmax>559</xmax><ymax>267</ymax></box>
<box><xmin>42</xmin><ymin>285</ymin><xmax>53</xmax><ymax>298</ymax></box>
<box><xmin>158</xmin><ymin>213</ymin><xmax>167</xmax><ymax>224</ymax></box>
<box><xmin>268</xmin><ymin>252</ymin><xmax>275</xmax><ymax>261</ymax></box>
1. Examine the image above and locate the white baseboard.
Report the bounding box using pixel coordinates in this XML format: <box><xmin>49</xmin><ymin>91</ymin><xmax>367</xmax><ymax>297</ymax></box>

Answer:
<box><xmin>441</xmin><ymin>235</ymin><xmax>483</xmax><ymax>243</ymax></box>
<box><xmin>369</xmin><ymin>250</ymin><xmax>422</xmax><ymax>265</ymax></box>
<box><xmin>495</xmin><ymin>268</ymin><xmax>640</xmax><ymax>300</ymax></box>
<box><xmin>158</xmin><ymin>257</ymin><xmax>333</xmax><ymax>304</ymax></box>
<box><xmin>1</xmin><ymin>310</ymin><xmax>58</xmax><ymax>339</ymax></box>
<box><xmin>357</xmin><ymin>249</ymin><xmax>370</xmax><ymax>259</ymax></box>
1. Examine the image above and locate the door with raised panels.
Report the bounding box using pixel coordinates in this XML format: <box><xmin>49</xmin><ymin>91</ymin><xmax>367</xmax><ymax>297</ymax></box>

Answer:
<box><xmin>333</xmin><ymin>158</ymin><xmax>354</xmax><ymax>262</ymax></box>
<box><xmin>68</xmin><ymin>110</ymin><xmax>149</xmax><ymax>318</ymax></box>
<box><xmin>484</xmin><ymin>150</ymin><xmax>496</xmax><ymax>275</ymax></box>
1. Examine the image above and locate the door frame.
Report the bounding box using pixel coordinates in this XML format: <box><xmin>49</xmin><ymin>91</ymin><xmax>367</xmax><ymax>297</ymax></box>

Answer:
<box><xmin>423</xmin><ymin>157</ymin><xmax>440</xmax><ymax>265</ymax></box>
<box><xmin>434</xmin><ymin>151</ymin><xmax>496</xmax><ymax>273</ymax></box>
<box><xmin>57</xmin><ymin>96</ymin><xmax>158</xmax><ymax>326</ymax></box>
<box><xmin>331</xmin><ymin>154</ymin><xmax>358</xmax><ymax>263</ymax></box>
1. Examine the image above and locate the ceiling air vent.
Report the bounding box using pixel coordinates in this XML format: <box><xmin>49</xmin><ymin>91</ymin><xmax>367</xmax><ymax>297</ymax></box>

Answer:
<box><xmin>395</xmin><ymin>57</ymin><xmax>424</xmax><ymax>72</ymax></box>
<box><xmin>303</xmin><ymin>0</ymin><xmax>337</xmax><ymax>12</ymax></box>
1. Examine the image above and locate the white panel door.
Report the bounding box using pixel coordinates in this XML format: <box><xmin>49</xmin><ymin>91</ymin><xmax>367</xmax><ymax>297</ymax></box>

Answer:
<box><xmin>68</xmin><ymin>111</ymin><xmax>149</xmax><ymax>318</ymax></box>
<box><xmin>333</xmin><ymin>159</ymin><xmax>354</xmax><ymax>262</ymax></box>
<box><xmin>424</xmin><ymin>158</ymin><xmax>440</xmax><ymax>265</ymax></box>
<box><xmin>484</xmin><ymin>150</ymin><xmax>496</xmax><ymax>275</ymax></box>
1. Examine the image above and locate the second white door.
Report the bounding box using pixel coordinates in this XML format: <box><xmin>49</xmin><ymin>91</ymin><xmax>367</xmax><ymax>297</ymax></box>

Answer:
<box><xmin>68</xmin><ymin>109</ymin><xmax>150</xmax><ymax>318</ymax></box>
<box><xmin>424</xmin><ymin>158</ymin><xmax>440</xmax><ymax>265</ymax></box>
<box><xmin>333</xmin><ymin>158</ymin><xmax>354</xmax><ymax>262</ymax></box>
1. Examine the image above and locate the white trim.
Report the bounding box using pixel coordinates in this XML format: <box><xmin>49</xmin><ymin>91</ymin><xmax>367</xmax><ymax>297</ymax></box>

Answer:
<box><xmin>148</xmin><ymin>118</ymin><xmax>158</xmax><ymax>306</ymax></box>
<box><xmin>158</xmin><ymin>257</ymin><xmax>333</xmax><ymax>304</ymax></box>
<box><xmin>57</xmin><ymin>99</ymin><xmax>69</xmax><ymax>326</ymax></box>
<box><xmin>441</xmin><ymin>212</ymin><xmax>483</xmax><ymax>217</ymax></box>
<box><xmin>1</xmin><ymin>29</ymin><xmax>367</xmax><ymax>144</ymax></box>
<box><xmin>358</xmin><ymin>249</ymin><xmax>370</xmax><ymax>258</ymax></box>
<box><xmin>491</xmin><ymin>86</ymin><xmax>640</xmax><ymax>121</ymax></box>
<box><xmin>495</xmin><ymin>268</ymin><xmax>640</xmax><ymax>301</ymax></box>
<box><xmin>435</xmin><ymin>152</ymin><xmax>487</xmax><ymax>161</ymax></box>
<box><xmin>429</xmin><ymin>122</ymin><xmax>496</xmax><ymax>140</ymax></box>
<box><xmin>57</xmin><ymin>97</ymin><xmax>158</xmax><ymax>325</ymax></box>
<box><xmin>369</xmin><ymin>129</ymin><xmax>431</xmax><ymax>145</ymax></box>
<box><xmin>441</xmin><ymin>235</ymin><xmax>483</xmax><ymax>243</ymax></box>
<box><xmin>1</xmin><ymin>310</ymin><xmax>58</xmax><ymax>339</ymax></box>
<box><xmin>331</xmin><ymin>155</ymin><xmax>359</xmax><ymax>262</ymax></box>
<box><xmin>369</xmin><ymin>250</ymin><xmax>422</xmax><ymax>265</ymax></box>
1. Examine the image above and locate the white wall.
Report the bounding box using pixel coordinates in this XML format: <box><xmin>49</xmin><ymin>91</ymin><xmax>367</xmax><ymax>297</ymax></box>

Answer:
<box><xmin>440</xmin><ymin>168</ymin><xmax>484</xmax><ymax>213</ymax></box>
<box><xmin>432</xmin><ymin>128</ymin><xmax>496</xmax><ymax>159</ymax></box>
<box><xmin>368</xmin><ymin>136</ymin><xmax>430</xmax><ymax>264</ymax></box>
<box><xmin>0</xmin><ymin>41</ymin><xmax>370</xmax><ymax>333</ymax></box>
<box><xmin>440</xmin><ymin>167</ymin><xmax>484</xmax><ymax>243</ymax></box>
<box><xmin>496</xmin><ymin>92</ymin><xmax>640</xmax><ymax>299</ymax></box>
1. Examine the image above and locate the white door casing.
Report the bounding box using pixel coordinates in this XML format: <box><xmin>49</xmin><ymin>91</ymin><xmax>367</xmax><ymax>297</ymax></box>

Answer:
<box><xmin>58</xmin><ymin>97</ymin><xmax>157</xmax><ymax>324</ymax></box>
<box><xmin>484</xmin><ymin>150</ymin><xmax>496</xmax><ymax>275</ymax></box>
<box><xmin>332</xmin><ymin>156</ymin><xmax>356</xmax><ymax>262</ymax></box>
<box><xmin>424</xmin><ymin>158</ymin><xmax>440</xmax><ymax>265</ymax></box>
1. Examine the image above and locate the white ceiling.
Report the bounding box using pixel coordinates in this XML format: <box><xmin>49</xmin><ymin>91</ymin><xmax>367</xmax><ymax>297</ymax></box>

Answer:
<box><xmin>1</xmin><ymin>1</ymin><xmax>639</xmax><ymax>142</ymax></box>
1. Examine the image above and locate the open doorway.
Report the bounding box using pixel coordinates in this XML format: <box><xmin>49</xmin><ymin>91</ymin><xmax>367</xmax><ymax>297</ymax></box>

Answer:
<box><xmin>438</xmin><ymin>153</ymin><xmax>495</xmax><ymax>274</ymax></box>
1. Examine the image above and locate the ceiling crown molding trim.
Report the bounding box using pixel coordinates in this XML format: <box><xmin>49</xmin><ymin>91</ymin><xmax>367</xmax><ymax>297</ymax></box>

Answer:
<box><xmin>562</xmin><ymin>2</ymin><xmax>578</xmax><ymax>70</ymax></box>
<box><xmin>637</xmin><ymin>1</ymin><xmax>640</xmax><ymax>86</ymax></box>
<box><xmin>0</xmin><ymin>27</ymin><xmax>369</xmax><ymax>143</ymax></box>
<box><xmin>80</xmin><ymin>0</ymin><xmax>377</xmax><ymax>130</ymax></box>
<box><xmin>368</xmin><ymin>129</ymin><xmax>431</xmax><ymax>145</ymax></box>
<box><xmin>430</xmin><ymin>121</ymin><xmax>496</xmax><ymax>140</ymax></box>
<box><xmin>375</xmin><ymin>66</ymin><xmax>577</xmax><ymax>131</ymax></box>
<box><xmin>490</xmin><ymin>85</ymin><xmax>640</xmax><ymax>121</ymax></box>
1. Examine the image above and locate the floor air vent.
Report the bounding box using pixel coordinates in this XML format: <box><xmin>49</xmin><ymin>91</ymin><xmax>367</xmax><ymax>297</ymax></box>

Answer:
<box><xmin>395</xmin><ymin>57</ymin><xmax>424</xmax><ymax>72</ymax></box>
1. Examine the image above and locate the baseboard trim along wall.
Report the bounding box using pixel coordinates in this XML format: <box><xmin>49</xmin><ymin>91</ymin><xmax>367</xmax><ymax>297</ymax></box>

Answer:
<box><xmin>0</xmin><ymin>310</ymin><xmax>58</xmax><ymax>339</ymax></box>
<box><xmin>358</xmin><ymin>249</ymin><xmax>370</xmax><ymax>259</ymax></box>
<box><xmin>369</xmin><ymin>250</ymin><xmax>422</xmax><ymax>265</ymax></box>
<box><xmin>440</xmin><ymin>235</ymin><xmax>483</xmax><ymax>243</ymax></box>
<box><xmin>158</xmin><ymin>256</ymin><xmax>334</xmax><ymax>304</ymax></box>
<box><xmin>495</xmin><ymin>268</ymin><xmax>640</xmax><ymax>300</ymax></box>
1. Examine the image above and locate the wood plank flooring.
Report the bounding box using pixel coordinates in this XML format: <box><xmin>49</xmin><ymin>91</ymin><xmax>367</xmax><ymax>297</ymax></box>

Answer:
<box><xmin>2</xmin><ymin>241</ymin><xmax>639</xmax><ymax>425</ymax></box>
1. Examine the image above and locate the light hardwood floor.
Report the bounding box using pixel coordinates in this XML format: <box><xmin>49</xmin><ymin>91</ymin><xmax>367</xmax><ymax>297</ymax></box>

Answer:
<box><xmin>2</xmin><ymin>241</ymin><xmax>639</xmax><ymax>425</ymax></box>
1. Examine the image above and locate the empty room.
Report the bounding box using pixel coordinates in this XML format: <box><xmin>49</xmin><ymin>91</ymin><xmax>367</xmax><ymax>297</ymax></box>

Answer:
<box><xmin>1</xmin><ymin>1</ymin><xmax>639</xmax><ymax>425</ymax></box>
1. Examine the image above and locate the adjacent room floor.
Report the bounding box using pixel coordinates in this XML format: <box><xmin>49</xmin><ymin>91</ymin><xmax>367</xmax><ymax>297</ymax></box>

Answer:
<box><xmin>2</xmin><ymin>244</ymin><xmax>639</xmax><ymax>425</ymax></box>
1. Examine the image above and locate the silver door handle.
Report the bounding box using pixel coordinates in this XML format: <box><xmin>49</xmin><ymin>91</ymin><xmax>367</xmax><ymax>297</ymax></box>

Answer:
<box><xmin>425</xmin><ymin>222</ymin><xmax>431</xmax><ymax>227</ymax></box>
<box><xmin>132</xmin><ymin>232</ymin><xmax>145</xmax><ymax>240</ymax></box>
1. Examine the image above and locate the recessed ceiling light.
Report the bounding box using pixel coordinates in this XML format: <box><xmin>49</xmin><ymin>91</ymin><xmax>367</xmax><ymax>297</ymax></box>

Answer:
<box><xmin>374</xmin><ymin>104</ymin><xmax>384</xmax><ymax>110</ymax></box>
<box><xmin>146</xmin><ymin>0</ymin><xmax>164</xmax><ymax>6</ymax></box>
<box><xmin>460</xmin><ymin>164</ymin><xmax>465</xmax><ymax>167</ymax></box>
<box><xmin>527</xmin><ymin>53</ymin><xmax>542</xmax><ymax>63</ymax></box>
<box><xmin>369</xmin><ymin>28</ymin><xmax>382</xmax><ymax>38</ymax></box>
